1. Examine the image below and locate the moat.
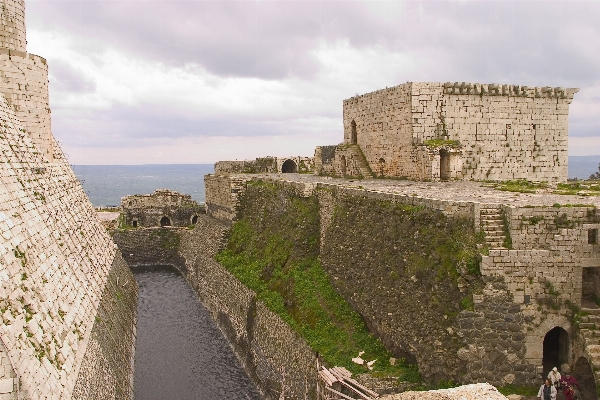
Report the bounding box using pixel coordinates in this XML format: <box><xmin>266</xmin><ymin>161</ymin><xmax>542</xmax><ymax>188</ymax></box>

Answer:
<box><xmin>132</xmin><ymin>265</ymin><xmax>261</xmax><ymax>400</ymax></box>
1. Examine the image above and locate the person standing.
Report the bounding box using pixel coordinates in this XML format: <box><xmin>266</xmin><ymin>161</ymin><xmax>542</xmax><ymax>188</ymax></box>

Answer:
<box><xmin>538</xmin><ymin>378</ymin><xmax>557</xmax><ymax>400</ymax></box>
<box><xmin>548</xmin><ymin>367</ymin><xmax>561</xmax><ymax>388</ymax></box>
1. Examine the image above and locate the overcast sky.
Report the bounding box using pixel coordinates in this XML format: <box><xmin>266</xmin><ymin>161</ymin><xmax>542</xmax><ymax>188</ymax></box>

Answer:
<box><xmin>25</xmin><ymin>0</ymin><xmax>600</xmax><ymax>165</ymax></box>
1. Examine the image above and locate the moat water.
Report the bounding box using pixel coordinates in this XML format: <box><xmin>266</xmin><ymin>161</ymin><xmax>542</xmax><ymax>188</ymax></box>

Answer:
<box><xmin>132</xmin><ymin>265</ymin><xmax>261</xmax><ymax>400</ymax></box>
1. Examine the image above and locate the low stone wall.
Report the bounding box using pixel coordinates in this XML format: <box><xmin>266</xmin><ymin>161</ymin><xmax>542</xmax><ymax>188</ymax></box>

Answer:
<box><xmin>179</xmin><ymin>216</ymin><xmax>318</xmax><ymax>399</ymax></box>
<box><xmin>112</xmin><ymin>228</ymin><xmax>186</xmax><ymax>274</ymax></box>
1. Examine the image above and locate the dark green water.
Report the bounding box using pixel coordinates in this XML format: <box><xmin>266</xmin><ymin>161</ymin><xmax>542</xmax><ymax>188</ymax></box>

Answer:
<box><xmin>132</xmin><ymin>265</ymin><xmax>261</xmax><ymax>400</ymax></box>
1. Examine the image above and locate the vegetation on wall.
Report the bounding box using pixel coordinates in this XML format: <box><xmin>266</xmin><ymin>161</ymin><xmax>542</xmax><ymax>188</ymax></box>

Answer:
<box><xmin>215</xmin><ymin>180</ymin><xmax>418</xmax><ymax>379</ymax></box>
<box><xmin>319</xmin><ymin>191</ymin><xmax>485</xmax><ymax>382</ymax></box>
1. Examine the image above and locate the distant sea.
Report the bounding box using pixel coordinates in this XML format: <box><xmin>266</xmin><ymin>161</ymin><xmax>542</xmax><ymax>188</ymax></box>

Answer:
<box><xmin>73</xmin><ymin>164</ymin><xmax>213</xmax><ymax>207</ymax></box>
<box><xmin>73</xmin><ymin>157</ymin><xmax>600</xmax><ymax>207</ymax></box>
<box><xmin>569</xmin><ymin>155</ymin><xmax>600</xmax><ymax>180</ymax></box>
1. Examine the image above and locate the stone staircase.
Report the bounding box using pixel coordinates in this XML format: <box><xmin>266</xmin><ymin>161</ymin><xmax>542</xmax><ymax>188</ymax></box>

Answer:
<box><xmin>577</xmin><ymin>308</ymin><xmax>600</xmax><ymax>383</ymax></box>
<box><xmin>480</xmin><ymin>206</ymin><xmax>506</xmax><ymax>249</ymax></box>
<box><xmin>344</xmin><ymin>145</ymin><xmax>373</xmax><ymax>178</ymax></box>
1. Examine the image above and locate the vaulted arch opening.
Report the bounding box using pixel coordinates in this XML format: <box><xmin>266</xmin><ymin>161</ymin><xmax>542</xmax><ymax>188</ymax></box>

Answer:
<box><xmin>281</xmin><ymin>159</ymin><xmax>297</xmax><ymax>173</ymax></box>
<box><xmin>160</xmin><ymin>216</ymin><xmax>171</xmax><ymax>227</ymax></box>
<box><xmin>191</xmin><ymin>215</ymin><xmax>198</xmax><ymax>225</ymax></box>
<box><xmin>543</xmin><ymin>327</ymin><xmax>569</xmax><ymax>376</ymax></box>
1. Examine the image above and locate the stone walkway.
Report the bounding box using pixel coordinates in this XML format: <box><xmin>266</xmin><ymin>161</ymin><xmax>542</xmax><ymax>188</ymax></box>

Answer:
<box><xmin>231</xmin><ymin>173</ymin><xmax>600</xmax><ymax>207</ymax></box>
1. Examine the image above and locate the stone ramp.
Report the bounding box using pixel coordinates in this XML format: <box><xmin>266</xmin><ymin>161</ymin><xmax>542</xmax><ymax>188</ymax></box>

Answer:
<box><xmin>344</xmin><ymin>144</ymin><xmax>373</xmax><ymax>178</ymax></box>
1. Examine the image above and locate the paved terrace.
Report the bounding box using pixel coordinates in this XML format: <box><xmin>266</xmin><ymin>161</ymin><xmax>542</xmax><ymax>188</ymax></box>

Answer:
<box><xmin>229</xmin><ymin>173</ymin><xmax>600</xmax><ymax>208</ymax></box>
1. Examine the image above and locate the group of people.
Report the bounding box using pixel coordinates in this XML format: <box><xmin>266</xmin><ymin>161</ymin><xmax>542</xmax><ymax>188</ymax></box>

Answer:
<box><xmin>537</xmin><ymin>367</ymin><xmax>580</xmax><ymax>400</ymax></box>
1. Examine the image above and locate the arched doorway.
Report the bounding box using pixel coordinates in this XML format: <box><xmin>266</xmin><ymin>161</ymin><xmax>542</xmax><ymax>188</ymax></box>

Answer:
<box><xmin>440</xmin><ymin>150</ymin><xmax>451</xmax><ymax>180</ymax></box>
<box><xmin>378</xmin><ymin>158</ymin><xmax>385</xmax><ymax>177</ymax></box>
<box><xmin>340</xmin><ymin>155</ymin><xmax>347</xmax><ymax>176</ymax></box>
<box><xmin>191</xmin><ymin>215</ymin><xmax>198</xmax><ymax>225</ymax></box>
<box><xmin>281</xmin><ymin>159</ymin><xmax>297</xmax><ymax>173</ymax></box>
<box><xmin>160</xmin><ymin>216</ymin><xmax>171</xmax><ymax>227</ymax></box>
<box><xmin>351</xmin><ymin>120</ymin><xmax>357</xmax><ymax>144</ymax></box>
<box><xmin>543</xmin><ymin>327</ymin><xmax>569</xmax><ymax>376</ymax></box>
<box><xmin>573</xmin><ymin>356</ymin><xmax>596</xmax><ymax>400</ymax></box>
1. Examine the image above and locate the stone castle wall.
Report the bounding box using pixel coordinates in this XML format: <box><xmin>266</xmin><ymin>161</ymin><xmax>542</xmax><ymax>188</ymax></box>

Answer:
<box><xmin>215</xmin><ymin>156</ymin><xmax>314</xmax><ymax>175</ymax></box>
<box><xmin>0</xmin><ymin>2</ymin><xmax>138</xmax><ymax>398</ymax></box>
<box><xmin>0</xmin><ymin>97</ymin><xmax>137</xmax><ymax>399</ymax></box>
<box><xmin>341</xmin><ymin>82</ymin><xmax>577</xmax><ymax>182</ymax></box>
<box><xmin>203</xmin><ymin>174</ymin><xmax>600</xmax><ymax>388</ymax></box>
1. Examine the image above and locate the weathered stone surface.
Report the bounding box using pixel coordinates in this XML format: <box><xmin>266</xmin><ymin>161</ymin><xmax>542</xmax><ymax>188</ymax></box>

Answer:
<box><xmin>330</xmin><ymin>82</ymin><xmax>577</xmax><ymax>182</ymax></box>
<box><xmin>380</xmin><ymin>383</ymin><xmax>507</xmax><ymax>399</ymax></box>
<box><xmin>203</xmin><ymin>173</ymin><xmax>600</xmax><ymax>388</ymax></box>
<box><xmin>0</xmin><ymin>2</ymin><xmax>138</xmax><ymax>398</ymax></box>
<box><xmin>121</xmin><ymin>189</ymin><xmax>204</xmax><ymax>228</ymax></box>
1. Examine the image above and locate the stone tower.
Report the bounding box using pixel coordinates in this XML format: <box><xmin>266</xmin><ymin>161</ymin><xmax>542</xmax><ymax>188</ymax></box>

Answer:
<box><xmin>0</xmin><ymin>0</ymin><xmax>53</xmax><ymax>162</ymax></box>
<box><xmin>0</xmin><ymin>1</ymin><xmax>138</xmax><ymax>399</ymax></box>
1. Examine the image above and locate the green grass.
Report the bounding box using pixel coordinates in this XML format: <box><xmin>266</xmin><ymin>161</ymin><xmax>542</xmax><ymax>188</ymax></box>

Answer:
<box><xmin>497</xmin><ymin>385</ymin><xmax>538</xmax><ymax>396</ymax></box>
<box><xmin>554</xmin><ymin>181</ymin><xmax>600</xmax><ymax>196</ymax></box>
<box><xmin>423</xmin><ymin>139</ymin><xmax>461</xmax><ymax>148</ymax></box>
<box><xmin>217</xmin><ymin>182</ymin><xmax>420</xmax><ymax>379</ymax></box>
<box><xmin>487</xmin><ymin>180</ymin><xmax>547</xmax><ymax>193</ymax></box>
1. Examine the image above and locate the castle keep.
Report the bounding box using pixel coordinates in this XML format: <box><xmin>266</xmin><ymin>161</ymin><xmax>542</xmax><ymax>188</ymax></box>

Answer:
<box><xmin>0</xmin><ymin>2</ymin><xmax>137</xmax><ymax>399</ymax></box>
<box><xmin>315</xmin><ymin>82</ymin><xmax>577</xmax><ymax>182</ymax></box>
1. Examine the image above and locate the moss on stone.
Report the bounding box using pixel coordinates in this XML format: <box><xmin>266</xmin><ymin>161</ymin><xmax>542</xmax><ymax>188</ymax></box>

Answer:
<box><xmin>216</xmin><ymin>179</ymin><xmax>415</xmax><ymax>377</ymax></box>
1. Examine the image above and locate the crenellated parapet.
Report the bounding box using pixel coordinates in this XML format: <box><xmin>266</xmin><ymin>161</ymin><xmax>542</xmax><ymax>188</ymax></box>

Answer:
<box><xmin>442</xmin><ymin>81</ymin><xmax>578</xmax><ymax>100</ymax></box>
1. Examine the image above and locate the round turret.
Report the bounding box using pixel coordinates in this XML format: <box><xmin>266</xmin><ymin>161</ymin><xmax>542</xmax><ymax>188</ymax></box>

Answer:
<box><xmin>0</xmin><ymin>0</ymin><xmax>26</xmax><ymax>52</ymax></box>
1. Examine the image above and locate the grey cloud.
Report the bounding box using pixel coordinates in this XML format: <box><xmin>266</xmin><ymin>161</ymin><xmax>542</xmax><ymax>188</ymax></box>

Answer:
<box><xmin>26</xmin><ymin>1</ymin><xmax>600</xmax><ymax>85</ymax></box>
<box><xmin>51</xmin><ymin>104</ymin><xmax>328</xmax><ymax>148</ymax></box>
<box><xmin>48</xmin><ymin>59</ymin><xmax>96</xmax><ymax>93</ymax></box>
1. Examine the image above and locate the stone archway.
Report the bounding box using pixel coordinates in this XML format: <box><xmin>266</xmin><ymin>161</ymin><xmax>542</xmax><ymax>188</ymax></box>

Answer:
<box><xmin>543</xmin><ymin>327</ymin><xmax>570</xmax><ymax>376</ymax></box>
<box><xmin>350</xmin><ymin>120</ymin><xmax>357</xmax><ymax>144</ymax></box>
<box><xmin>160</xmin><ymin>216</ymin><xmax>171</xmax><ymax>227</ymax></box>
<box><xmin>573</xmin><ymin>356</ymin><xmax>596</xmax><ymax>400</ymax></box>
<box><xmin>281</xmin><ymin>159</ymin><xmax>297</xmax><ymax>173</ymax></box>
<box><xmin>191</xmin><ymin>215</ymin><xmax>198</xmax><ymax>225</ymax></box>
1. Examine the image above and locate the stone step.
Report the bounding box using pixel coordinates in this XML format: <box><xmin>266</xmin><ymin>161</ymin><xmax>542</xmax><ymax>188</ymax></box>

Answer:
<box><xmin>481</xmin><ymin>221</ymin><xmax>504</xmax><ymax>230</ymax></box>
<box><xmin>485</xmin><ymin>232</ymin><xmax>504</xmax><ymax>238</ymax></box>
<box><xmin>480</xmin><ymin>208</ymin><xmax>502</xmax><ymax>214</ymax></box>
<box><xmin>586</xmin><ymin>345</ymin><xmax>600</xmax><ymax>355</ymax></box>
<box><xmin>579</xmin><ymin>323</ymin><xmax>597</xmax><ymax>330</ymax></box>
<box><xmin>582</xmin><ymin>308</ymin><xmax>600</xmax><ymax>315</ymax></box>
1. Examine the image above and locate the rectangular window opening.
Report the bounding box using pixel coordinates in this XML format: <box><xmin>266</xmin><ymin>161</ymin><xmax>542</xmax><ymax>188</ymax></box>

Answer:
<box><xmin>589</xmin><ymin>228</ymin><xmax>598</xmax><ymax>245</ymax></box>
